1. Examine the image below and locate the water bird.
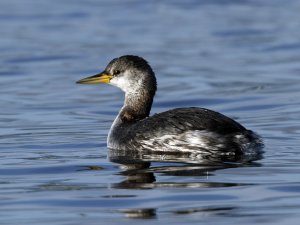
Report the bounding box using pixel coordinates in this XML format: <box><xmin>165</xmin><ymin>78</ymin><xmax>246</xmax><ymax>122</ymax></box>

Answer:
<box><xmin>77</xmin><ymin>55</ymin><xmax>263</xmax><ymax>157</ymax></box>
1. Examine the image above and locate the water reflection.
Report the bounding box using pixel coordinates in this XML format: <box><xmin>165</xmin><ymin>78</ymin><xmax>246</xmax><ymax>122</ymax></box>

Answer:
<box><xmin>119</xmin><ymin>208</ymin><xmax>157</xmax><ymax>219</ymax></box>
<box><xmin>108</xmin><ymin>148</ymin><xmax>262</xmax><ymax>190</ymax></box>
<box><xmin>118</xmin><ymin>206</ymin><xmax>238</xmax><ymax>220</ymax></box>
<box><xmin>109</xmin><ymin>148</ymin><xmax>261</xmax><ymax>219</ymax></box>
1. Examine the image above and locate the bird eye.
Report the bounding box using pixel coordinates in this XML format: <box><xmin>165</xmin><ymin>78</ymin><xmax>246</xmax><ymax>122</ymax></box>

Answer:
<box><xmin>113</xmin><ymin>70</ymin><xmax>121</xmax><ymax>76</ymax></box>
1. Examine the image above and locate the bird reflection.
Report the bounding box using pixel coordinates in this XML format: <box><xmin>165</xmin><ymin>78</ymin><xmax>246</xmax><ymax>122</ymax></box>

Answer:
<box><xmin>107</xmin><ymin>148</ymin><xmax>262</xmax><ymax>219</ymax></box>
<box><xmin>119</xmin><ymin>208</ymin><xmax>157</xmax><ymax>219</ymax></box>
<box><xmin>108</xmin><ymin>148</ymin><xmax>262</xmax><ymax>189</ymax></box>
<box><xmin>118</xmin><ymin>206</ymin><xmax>238</xmax><ymax>219</ymax></box>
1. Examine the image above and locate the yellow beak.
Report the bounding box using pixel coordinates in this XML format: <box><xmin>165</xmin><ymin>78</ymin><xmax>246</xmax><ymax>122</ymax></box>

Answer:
<box><xmin>76</xmin><ymin>72</ymin><xmax>112</xmax><ymax>84</ymax></box>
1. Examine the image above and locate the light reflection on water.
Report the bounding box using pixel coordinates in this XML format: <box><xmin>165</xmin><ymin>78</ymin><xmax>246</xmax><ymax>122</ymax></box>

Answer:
<box><xmin>1</xmin><ymin>0</ymin><xmax>300</xmax><ymax>224</ymax></box>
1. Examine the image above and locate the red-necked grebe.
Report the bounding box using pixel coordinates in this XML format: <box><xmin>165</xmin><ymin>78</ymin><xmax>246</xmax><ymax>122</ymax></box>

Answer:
<box><xmin>77</xmin><ymin>55</ymin><xmax>263</xmax><ymax>156</ymax></box>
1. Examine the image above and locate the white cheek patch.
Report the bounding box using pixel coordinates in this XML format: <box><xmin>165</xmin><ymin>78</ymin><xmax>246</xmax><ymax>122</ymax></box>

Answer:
<box><xmin>110</xmin><ymin>71</ymin><xmax>140</xmax><ymax>94</ymax></box>
<box><xmin>110</xmin><ymin>75</ymin><xmax>130</xmax><ymax>92</ymax></box>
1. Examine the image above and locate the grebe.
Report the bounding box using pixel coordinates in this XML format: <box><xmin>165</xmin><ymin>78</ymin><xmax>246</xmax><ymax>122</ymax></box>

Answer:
<box><xmin>77</xmin><ymin>55</ymin><xmax>263</xmax><ymax>156</ymax></box>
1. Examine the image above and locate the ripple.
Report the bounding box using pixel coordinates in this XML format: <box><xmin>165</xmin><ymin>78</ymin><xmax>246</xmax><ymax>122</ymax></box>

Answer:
<box><xmin>1</xmin><ymin>0</ymin><xmax>300</xmax><ymax>224</ymax></box>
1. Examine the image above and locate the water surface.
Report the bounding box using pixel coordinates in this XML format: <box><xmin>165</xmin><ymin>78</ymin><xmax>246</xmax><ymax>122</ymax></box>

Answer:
<box><xmin>1</xmin><ymin>0</ymin><xmax>300</xmax><ymax>224</ymax></box>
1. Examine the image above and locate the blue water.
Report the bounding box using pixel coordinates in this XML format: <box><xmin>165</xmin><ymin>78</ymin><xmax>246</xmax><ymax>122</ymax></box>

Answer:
<box><xmin>1</xmin><ymin>0</ymin><xmax>300</xmax><ymax>224</ymax></box>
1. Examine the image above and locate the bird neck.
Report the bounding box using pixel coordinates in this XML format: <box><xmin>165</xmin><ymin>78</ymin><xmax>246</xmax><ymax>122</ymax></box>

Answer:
<box><xmin>119</xmin><ymin>90</ymin><xmax>154</xmax><ymax>122</ymax></box>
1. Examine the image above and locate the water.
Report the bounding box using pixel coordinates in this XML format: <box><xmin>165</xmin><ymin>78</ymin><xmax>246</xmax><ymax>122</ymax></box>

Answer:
<box><xmin>1</xmin><ymin>0</ymin><xmax>300</xmax><ymax>224</ymax></box>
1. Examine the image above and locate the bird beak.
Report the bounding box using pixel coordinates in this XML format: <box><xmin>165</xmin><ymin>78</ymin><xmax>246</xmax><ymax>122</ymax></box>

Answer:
<box><xmin>76</xmin><ymin>72</ymin><xmax>112</xmax><ymax>84</ymax></box>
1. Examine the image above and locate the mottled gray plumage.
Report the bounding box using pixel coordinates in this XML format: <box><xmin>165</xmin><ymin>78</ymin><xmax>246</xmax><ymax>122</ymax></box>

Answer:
<box><xmin>78</xmin><ymin>55</ymin><xmax>263</xmax><ymax>156</ymax></box>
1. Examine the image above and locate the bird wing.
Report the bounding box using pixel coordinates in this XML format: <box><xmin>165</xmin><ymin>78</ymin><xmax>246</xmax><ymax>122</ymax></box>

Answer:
<box><xmin>130</xmin><ymin>107</ymin><xmax>246</xmax><ymax>139</ymax></box>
